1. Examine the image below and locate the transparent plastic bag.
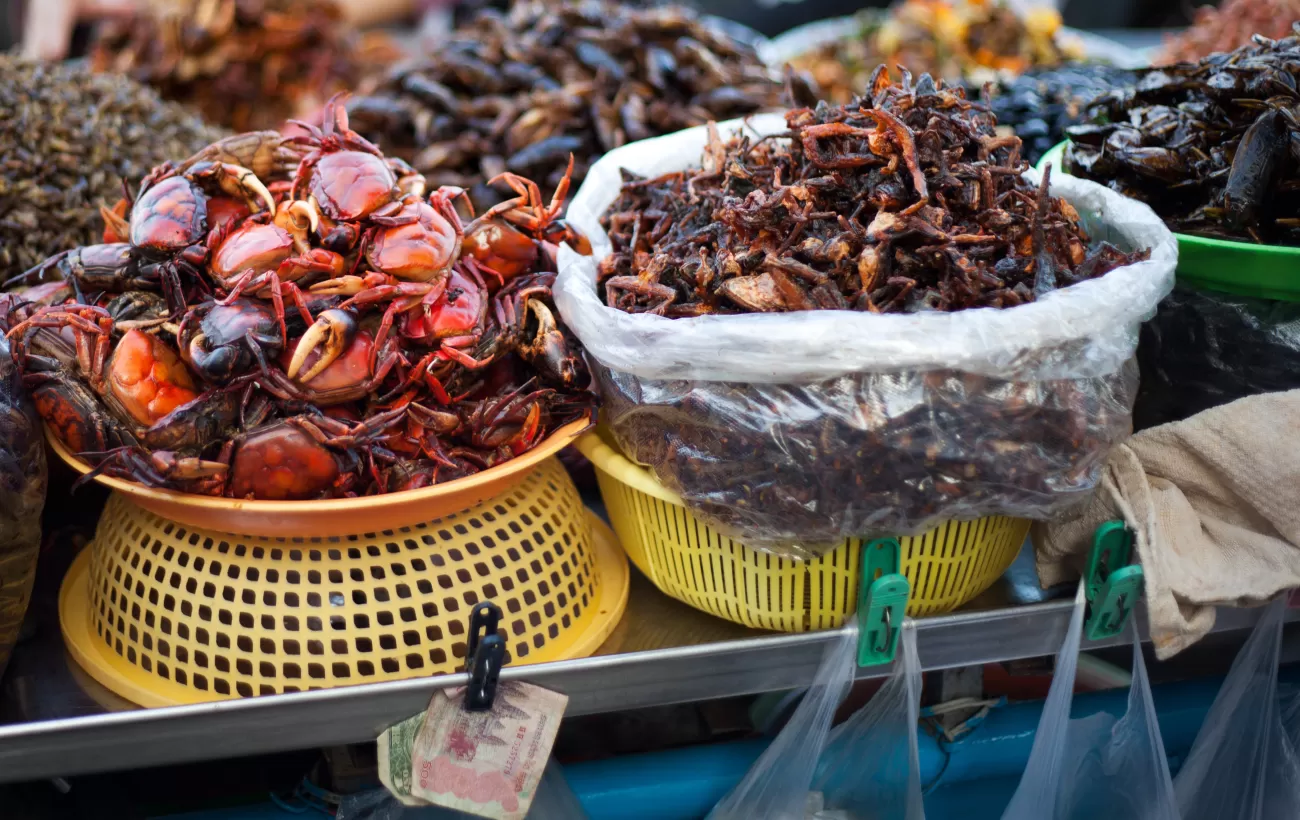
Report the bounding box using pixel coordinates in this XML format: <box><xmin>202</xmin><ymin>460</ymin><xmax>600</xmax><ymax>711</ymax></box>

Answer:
<box><xmin>1134</xmin><ymin>284</ymin><xmax>1300</xmax><ymax>430</ymax></box>
<box><xmin>1173</xmin><ymin>597</ymin><xmax>1300</xmax><ymax>820</ymax></box>
<box><xmin>709</xmin><ymin>622</ymin><xmax>926</xmax><ymax>820</ymax></box>
<box><xmin>0</xmin><ymin>310</ymin><xmax>46</xmax><ymax>679</ymax></box>
<box><xmin>1001</xmin><ymin>586</ymin><xmax>1178</xmax><ymax>820</ymax></box>
<box><xmin>811</xmin><ymin>624</ymin><xmax>925</xmax><ymax>820</ymax></box>
<box><xmin>338</xmin><ymin>761</ymin><xmax>587</xmax><ymax>820</ymax></box>
<box><xmin>555</xmin><ymin>116</ymin><xmax>1176</xmax><ymax>555</ymax></box>
<box><xmin>708</xmin><ymin>626</ymin><xmax>857</xmax><ymax>820</ymax></box>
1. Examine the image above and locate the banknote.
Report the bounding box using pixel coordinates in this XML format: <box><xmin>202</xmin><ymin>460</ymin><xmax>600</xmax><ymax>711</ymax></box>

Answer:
<box><xmin>378</xmin><ymin>709</ymin><xmax>431</xmax><ymax>807</ymax></box>
<box><xmin>408</xmin><ymin>681</ymin><xmax>568</xmax><ymax>820</ymax></box>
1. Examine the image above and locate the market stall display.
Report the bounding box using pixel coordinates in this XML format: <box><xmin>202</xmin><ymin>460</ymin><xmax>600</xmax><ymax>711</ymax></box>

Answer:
<box><xmin>1158</xmin><ymin>0</ymin><xmax>1300</xmax><ymax>64</ymax></box>
<box><xmin>767</xmin><ymin>0</ymin><xmax>1093</xmax><ymax>103</ymax></box>
<box><xmin>90</xmin><ymin>0</ymin><xmax>400</xmax><ymax>132</ymax></box>
<box><xmin>0</xmin><ymin>57</ymin><xmax>224</xmax><ymax>282</ymax></box>
<box><xmin>557</xmin><ymin>71</ymin><xmax>1176</xmax><ymax>555</ymax></box>
<box><xmin>1065</xmin><ymin>31</ymin><xmax>1300</xmax><ymax>247</ymax></box>
<box><xmin>4</xmin><ymin>97</ymin><xmax>595</xmax><ymax>503</ymax></box>
<box><xmin>345</xmin><ymin>0</ymin><xmax>788</xmax><ymax>212</ymax></box>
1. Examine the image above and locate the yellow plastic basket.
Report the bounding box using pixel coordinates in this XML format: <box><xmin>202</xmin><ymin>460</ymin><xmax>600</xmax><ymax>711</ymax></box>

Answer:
<box><xmin>59</xmin><ymin>457</ymin><xmax>629</xmax><ymax>707</ymax></box>
<box><xmin>577</xmin><ymin>428</ymin><xmax>1029</xmax><ymax>632</ymax></box>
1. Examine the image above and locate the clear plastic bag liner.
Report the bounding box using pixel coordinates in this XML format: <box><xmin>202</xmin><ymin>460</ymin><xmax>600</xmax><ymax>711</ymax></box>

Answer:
<box><xmin>0</xmin><ymin>329</ymin><xmax>45</xmax><ymax>678</ymax></box>
<box><xmin>1001</xmin><ymin>585</ymin><xmax>1178</xmax><ymax>820</ymax></box>
<box><xmin>555</xmin><ymin>118</ymin><xmax>1174</xmax><ymax>553</ymax></box>
<box><xmin>1173</xmin><ymin>598</ymin><xmax>1300</xmax><ymax>820</ymax></box>
<box><xmin>337</xmin><ymin>761</ymin><xmax>587</xmax><ymax>819</ymax></box>
<box><xmin>812</xmin><ymin>625</ymin><xmax>926</xmax><ymax>820</ymax></box>
<box><xmin>556</xmin><ymin>116</ymin><xmax>1176</xmax><ymax>385</ymax></box>
<box><xmin>707</xmin><ymin>626</ymin><xmax>857</xmax><ymax>820</ymax></box>
<box><xmin>1134</xmin><ymin>284</ymin><xmax>1300</xmax><ymax>430</ymax></box>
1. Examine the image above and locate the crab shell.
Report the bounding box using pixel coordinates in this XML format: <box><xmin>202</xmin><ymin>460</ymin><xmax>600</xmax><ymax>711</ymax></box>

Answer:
<box><xmin>312</xmin><ymin>151</ymin><xmax>397</xmax><ymax>222</ymax></box>
<box><xmin>226</xmin><ymin>423</ymin><xmax>342</xmax><ymax>500</ymax></box>
<box><xmin>130</xmin><ymin>176</ymin><xmax>207</xmax><ymax>254</ymax></box>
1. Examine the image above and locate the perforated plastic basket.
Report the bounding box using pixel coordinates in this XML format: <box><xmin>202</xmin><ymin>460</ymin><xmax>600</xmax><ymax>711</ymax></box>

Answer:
<box><xmin>578</xmin><ymin>428</ymin><xmax>1028</xmax><ymax>632</ymax></box>
<box><xmin>59</xmin><ymin>457</ymin><xmax>629</xmax><ymax>706</ymax></box>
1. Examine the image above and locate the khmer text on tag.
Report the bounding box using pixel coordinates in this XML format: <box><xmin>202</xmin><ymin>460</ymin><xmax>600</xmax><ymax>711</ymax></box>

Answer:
<box><xmin>408</xmin><ymin>680</ymin><xmax>568</xmax><ymax>819</ymax></box>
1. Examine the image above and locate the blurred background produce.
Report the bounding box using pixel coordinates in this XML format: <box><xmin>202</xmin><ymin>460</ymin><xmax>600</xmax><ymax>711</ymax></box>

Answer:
<box><xmin>88</xmin><ymin>0</ymin><xmax>403</xmax><ymax>131</ymax></box>
<box><xmin>1158</xmin><ymin>0</ymin><xmax>1300</xmax><ymax>63</ymax></box>
<box><xmin>785</xmin><ymin>0</ymin><xmax>1084</xmax><ymax>101</ymax></box>
<box><xmin>0</xmin><ymin>56</ymin><xmax>223</xmax><ymax>280</ymax></box>
<box><xmin>346</xmin><ymin>0</ymin><xmax>786</xmax><ymax>212</ymax></box>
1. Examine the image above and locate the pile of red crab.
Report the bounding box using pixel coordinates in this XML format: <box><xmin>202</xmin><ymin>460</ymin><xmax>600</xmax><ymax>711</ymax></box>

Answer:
<box><xmin>0</xmin><ymin>95</ymin><xmax>595</xmax><ymax>501</ymax></box>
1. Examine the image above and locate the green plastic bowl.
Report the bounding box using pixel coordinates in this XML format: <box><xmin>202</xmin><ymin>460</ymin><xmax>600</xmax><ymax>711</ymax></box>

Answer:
<box><xmin>1037</xmin><ymin>141</ymin><xmax>1300</xmax><ymax>302</ymax></box>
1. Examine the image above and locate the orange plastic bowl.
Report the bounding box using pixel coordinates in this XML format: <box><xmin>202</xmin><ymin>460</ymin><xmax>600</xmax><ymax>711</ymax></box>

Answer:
<box><xmin>46</xmin><ymin>416</ymin><xmax>591</xmax><ymax>537</ymax></box>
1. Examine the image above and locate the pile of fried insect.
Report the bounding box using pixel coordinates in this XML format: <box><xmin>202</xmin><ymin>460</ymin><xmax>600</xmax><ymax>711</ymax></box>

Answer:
<box><xmin>1</xmin><ymin>95</ymin><xmax>595</xmax><ymax>500</ymax></box>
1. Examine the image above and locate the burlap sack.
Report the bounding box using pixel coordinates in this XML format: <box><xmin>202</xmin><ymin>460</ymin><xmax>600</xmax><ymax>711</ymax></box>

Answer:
<box><xmin>1035</xmin><ymin>390</ymin><xmax>1300</xmax><ymax>658</ymax></box>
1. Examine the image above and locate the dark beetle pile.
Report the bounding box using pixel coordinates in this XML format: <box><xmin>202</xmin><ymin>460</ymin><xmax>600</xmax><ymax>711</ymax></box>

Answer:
<box><xmin>598</xmin><ymin>68</ymin><xmax>1147</xmax><ymax>318</ymax></box>
<box><xmin>1065</xmin><ymin>28</ymin><xmax>1300</xmax><ymax>244</ymax></box>
<box><xmin>592</xmin><ymin>69</ymin><xmax>1150</xmax><ymax>550</ymax></box>
<box><xmin>0</xmin><ymin>58</ymin><xmax>224</xmax><ymax>280</ymax></box>
<box><xmin>346</xmin><ymin>0</ymin><xmax>785</xmax><ymax>212</ymax></box>
<box><xmin>968</xmin><ymin>64</ymin><xmax>1135</xmax><ymax>166</ymax></box>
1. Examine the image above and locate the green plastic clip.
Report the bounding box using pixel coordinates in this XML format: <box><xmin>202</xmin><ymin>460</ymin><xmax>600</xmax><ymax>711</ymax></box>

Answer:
<box><xmin>1083</xmin><ymin>520</ymin><xmax>1145</xmax><ymax>641</ymax></box>
<box><xmin>857</xmin><ymin>538</ymin><xmax>910</xmax><ymax>667</ymax></box>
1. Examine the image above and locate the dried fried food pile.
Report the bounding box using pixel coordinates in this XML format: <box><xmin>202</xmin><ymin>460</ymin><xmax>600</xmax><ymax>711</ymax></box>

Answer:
<box><xmin>0</xmin><ymin>57</ymin><xmax>224</xmax><ymax>280</ymax></box>
<box><xmin>346</xmin><ymin>0</ymin><xmax>785</xmax><ymax>212</ymax></box>
<box><xmin>967</xmin><ymin>64</ymin><xmax>1135</xmax><ymax>166</ymax></box>
<box><xmin>1066</xmin><ymin>28</ymin><xmax>1300</xmax><ymax>245</ymax></box>
<box><xmin>793</xmin><ymin>0</ymin><xmax>1082</xmax><ymax>104</ymax></box>
<box><xmin>597</xmin><ymin>68</ymin><xmax>1147</xmax><ymax>319</ymax></box>
<box><xmin>90</xmin><ymin>0</ymin><xmax>398</xmax><ymax>132</ymax></box>
<box><xmin>1159</xmin><ymin>0</ymin><xmax>1300</xmax><ymax>64</ymax></box>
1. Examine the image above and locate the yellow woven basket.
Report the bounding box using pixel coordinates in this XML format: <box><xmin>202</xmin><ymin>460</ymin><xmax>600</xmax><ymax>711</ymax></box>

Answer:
<box><xmin>59</xmin><ymin>457</ymin><xmax>629</xmax><ymax>707</ymax></box>
<box><xmin>578</xmin><ymin>428</ymin><xmax>1028</xmax><ymax>632</ymax></box>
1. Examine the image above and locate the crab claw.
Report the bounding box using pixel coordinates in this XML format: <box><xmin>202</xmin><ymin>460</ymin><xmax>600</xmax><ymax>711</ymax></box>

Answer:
<box><xmin>288</xmin><ymin>308</ymin><xmax>357</xmax><ymax>382</ymax></box>
<box><xmin>275</xmin><ymin>200</ymin><xmax>319</xmax><ymax>249</ymax></box>
<box><xmin>214</xmin><ymin>162</ymin><xmax>276</xmax><ymax>215</ymax></box>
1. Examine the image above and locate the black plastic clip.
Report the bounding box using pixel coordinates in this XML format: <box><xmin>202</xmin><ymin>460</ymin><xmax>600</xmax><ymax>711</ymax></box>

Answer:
<box><xmin>464</xmin><ymin>601</ymin><xmax>505</xmax><ymax>712</ymax></box>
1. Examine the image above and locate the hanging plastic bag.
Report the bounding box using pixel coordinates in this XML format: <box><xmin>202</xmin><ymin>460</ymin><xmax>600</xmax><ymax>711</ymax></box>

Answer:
<box><xmin>1173</xmin><ymin>597</ymin><xmax>1300</xmax><ymax>820</ymax></box>
<box><xmin>1001</xmin><ymin>585</ymin><xmax>1178</xmax><ymax>820</ymax></box>
<box><xmin>555</xmin><ymin>115</ymin><xmax>1176</xmax><ymax>557</ymax></box>
<box><xmin>810</xmin><ymin>624</ymin><xmax>926</xmax><ymax>820</ymax></box>
<box><xmin>709</xmin><ymin>622</ymin><xmax>926</xmax><ymax>820</ymax></box>
<box><xmin>0</xmin><ymin>299</ymin><xmax>46</xmax><ymax>679</ymax></box>
<box><xmin>337</xmin><ymin>760</ymin><xmax>587</xmax><ymax>820</ymax></box>
<box><xmin>1134</xmin><ymin>284</ymin><xmax>1300</xmax><ymax>430</ymax></box>
<box><xmin>708</xmin><ymin>626</ymin><xmax>857</xmax><ymax>820</ymax></box>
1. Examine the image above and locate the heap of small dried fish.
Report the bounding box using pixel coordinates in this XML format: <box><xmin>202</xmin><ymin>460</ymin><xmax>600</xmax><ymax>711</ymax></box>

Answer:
<box><xmin>0</xmin><ymin>57</ymin><xmax>223</xmax><ymax>280</ymax></box>
<box><xmin>598</xmin><ymin>68</ymin><xmax>1146</xmax><ymax>318</ymax></box>
<box><xmin>347</xmin><ymin>0</ymin><xmax>785</xmax><ymax>211</ymax></box>
<box><xmin>1066</xmin><ymin>28</ymin><xmax>1300</xmax><ymax>244</ymax></box>
<box><xmin>90</xmin><ymin>0</ymin><xmax>399</xmax><ymax>132</ymax></box>
<box><xmin>1159</xmin><ymin>0</ymin><xmax>1300</xmax><ymax>64</ymax></box>
<box><xmin>588</xmin><ymin>69</ymin><xmax>1153</xmax><ymax>551</ymax></box>
<box><xmin>792</xmin><ymin>1</ymin><xmax>1081</xmax><ymax>104</ymax></box>
<box><xmin>969</xmin><ymin>64</ymin><xmax>1134</xmax><ymax>165</ymax></box>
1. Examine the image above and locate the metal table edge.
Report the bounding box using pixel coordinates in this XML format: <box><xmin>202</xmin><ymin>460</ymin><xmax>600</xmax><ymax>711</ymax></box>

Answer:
<box><xmin>0</xmin><ymin>599</ymin><xmax>1289</xmax><ymax>782</ymax></box>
